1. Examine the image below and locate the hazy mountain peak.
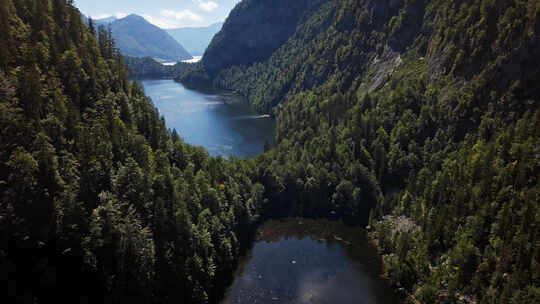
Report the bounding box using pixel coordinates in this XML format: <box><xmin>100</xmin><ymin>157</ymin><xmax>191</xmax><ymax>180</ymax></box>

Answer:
<box><xmin>109</xmin><ymin>14</ymin><xmax>192</xmax><ymax>61</ymax></box>
<box><xmin>121</xmin><ymin>14</ymin><xmax>146</xmax><ymax>22</ymax></box>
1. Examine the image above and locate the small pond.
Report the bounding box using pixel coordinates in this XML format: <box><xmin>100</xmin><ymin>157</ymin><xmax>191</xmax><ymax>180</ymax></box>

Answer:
<box><xmin>222</xmin><ymin>218</ymin><xmax>401</xmax><ymax>304</ymax></box>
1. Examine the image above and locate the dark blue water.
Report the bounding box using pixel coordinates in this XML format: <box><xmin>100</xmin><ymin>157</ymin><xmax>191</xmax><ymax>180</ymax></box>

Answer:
<box><xmin>141</xmin><ymin>79</ymin><xmax>274</xmax><ymax>158</ymax></box>
<box><xmin>222</xmin><ymin>219</ymin><xmax>401</xmax><ymax>304</ymax></box>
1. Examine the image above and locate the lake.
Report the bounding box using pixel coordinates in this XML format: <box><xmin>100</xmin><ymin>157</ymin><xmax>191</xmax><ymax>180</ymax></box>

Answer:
<box><xmin>142</xmin><ymin>80</ymin><xmax>399</xmax><ymax>303</ymax></box>
<box><xmin>222</xmin><ymin>219</ymin><xmax>401</xmax><ymax>304</ymax></box>
<box><xmin>141</xmin><ymin>79</ymin><xmax>275</xmax><ymax>158</ymax></box>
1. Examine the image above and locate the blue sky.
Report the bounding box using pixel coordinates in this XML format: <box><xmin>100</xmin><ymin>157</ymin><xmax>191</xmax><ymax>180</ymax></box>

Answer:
<box><xmin>74</xmin><ymin>0</ymin><xmax>241</xmax><ymax>28</ymax></box>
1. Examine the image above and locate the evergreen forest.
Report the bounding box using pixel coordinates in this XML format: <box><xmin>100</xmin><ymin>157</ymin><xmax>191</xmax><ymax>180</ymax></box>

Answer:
<box><xmin>1</xmin><ymin>0</ymin><xmax>539</xmax><ymax>304</ymax></box>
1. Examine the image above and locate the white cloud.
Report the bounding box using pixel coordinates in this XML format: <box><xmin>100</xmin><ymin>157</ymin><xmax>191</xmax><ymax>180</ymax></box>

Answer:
<box><xmin>142</xmin><ymin>9</ymin><xmax>205</xmax><ymax>29</ymax></box>
<box><xmin>87</xmin><ymin>0</ymin><xmax>222</xmax><ymax>29</ymax></box>
<box><xmin>193</xmin><ymin>0</ymin><xmax>219</xmax><ymax>12</ymax></box>
<box><xmin>199</xmin><ymin>1</ymin><xmax>219</xmax><ymax>11</ymax></box>
<box><xmin>162</xmin><ymin>9</ymin><xmax>203</xmax><ymax>22</ymax></box>
<box><xmin>89</xmin><ymin>12</ymin><xmax>127</xmax><ymax>20</ymax></box>
<box><xmin>93</xmin><ymin>13</ymin><xmax>112</xmax><ymax>19</ymax></box>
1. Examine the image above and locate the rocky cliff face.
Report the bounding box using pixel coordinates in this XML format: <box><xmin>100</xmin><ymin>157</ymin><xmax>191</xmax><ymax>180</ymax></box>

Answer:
<box><xmin>202</xmin><ymin>0</ymin><xmax>326</xmax><ymax>76</ymax></box>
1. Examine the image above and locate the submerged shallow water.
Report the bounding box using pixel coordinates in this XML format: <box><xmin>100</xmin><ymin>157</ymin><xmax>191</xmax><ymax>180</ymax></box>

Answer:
<box><xmin>222</xmin><ymin>219</ymin><xmax>401</xmax><ymax>304</ymax></box>
<box><xmin>141</xmin><ymin>79</ymin><xmax>274</xmax><ymax>158</ymax></box>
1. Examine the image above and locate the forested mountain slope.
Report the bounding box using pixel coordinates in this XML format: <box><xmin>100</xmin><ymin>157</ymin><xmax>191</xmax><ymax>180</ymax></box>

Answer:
<box><xmin>182</xmin><ymin>0</ymin><xmax>540</xmax><ymax>302</ymax></box>
<box><xmin>123</xmin><ymin>56</ymin><xmax>191</xmax><ymax>79</ymax></box>
<box><xmin>201</xmin><ymin>0</ymin><xmax>327</xmax><ymax>76</ymax></box>
<box><xmin>0</xmin><ymin>1</ymin><xmax>262</xmax><ymax>303</ymax></box>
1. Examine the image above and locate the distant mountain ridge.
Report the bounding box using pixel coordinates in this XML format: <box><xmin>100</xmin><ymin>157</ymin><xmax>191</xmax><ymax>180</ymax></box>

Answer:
<box><xmin>166</xmin><ymin>22</ymin><xmax>223</xmax><ymax>56</ymax></box>
<box><xmin>107</xmin><ymin>14</ymin><xmax>192</xmax><ymax>61</ymax></box>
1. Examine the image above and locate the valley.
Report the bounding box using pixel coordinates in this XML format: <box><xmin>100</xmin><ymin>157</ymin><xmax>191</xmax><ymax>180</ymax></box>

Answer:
<box><xmin>0</xmin><ymin>0</ymin><xmax>538</xmax><ymax>304</ymax></box>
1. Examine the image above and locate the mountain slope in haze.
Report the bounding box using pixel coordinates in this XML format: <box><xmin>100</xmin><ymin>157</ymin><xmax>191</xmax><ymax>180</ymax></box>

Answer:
<box><xmin>181</xmin><ymin>0</ymin><xmax>540</xmax><ymax>302</ymax></box>
<box><xmin>167</xmin><ymin>22</ymin><xmax>223</xmax><ymax>56</ymax></box>
<box><xmin>110</xmin><ymin>14</ymin><xmax>192</xmax><ymax>61</ymax></box>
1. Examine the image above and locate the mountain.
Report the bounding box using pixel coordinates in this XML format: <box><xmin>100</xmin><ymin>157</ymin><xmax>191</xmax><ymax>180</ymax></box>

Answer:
<box><xmin>110</xmin><ymin>14</ymin><xmax>192</xmax><ymax>61</ymax></box>
<box><xmin>179</xmin><ymin>0</ymin><xmax>540</xmax><ymax>302</ymax></box>
<box><xmin>166</xmin><ymin>22</ymin><xmax>223</xmax><ymax>56</ymax></box>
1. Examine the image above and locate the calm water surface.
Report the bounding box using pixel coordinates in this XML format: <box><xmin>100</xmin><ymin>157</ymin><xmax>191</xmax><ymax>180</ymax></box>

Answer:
<box><xmin>222</xmin><ymin>219</ymin><xmax>401</xmax><ymax>304</ymax></box>
<box><xmin>141</xmin><ymin>79</ymin><xmax>274</xmax><ymax>158</ymax></box>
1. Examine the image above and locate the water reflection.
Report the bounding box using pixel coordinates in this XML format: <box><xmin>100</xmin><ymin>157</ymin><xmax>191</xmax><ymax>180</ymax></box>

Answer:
<box><xmin>222</xmin><ymin>219</ymin><xmax>401</xmax><ymax>304</ymax></box>
<box><xmin>141</xmin><ymin>79</ymin><xmax>275</xmax><ymax>158</ymax></box>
